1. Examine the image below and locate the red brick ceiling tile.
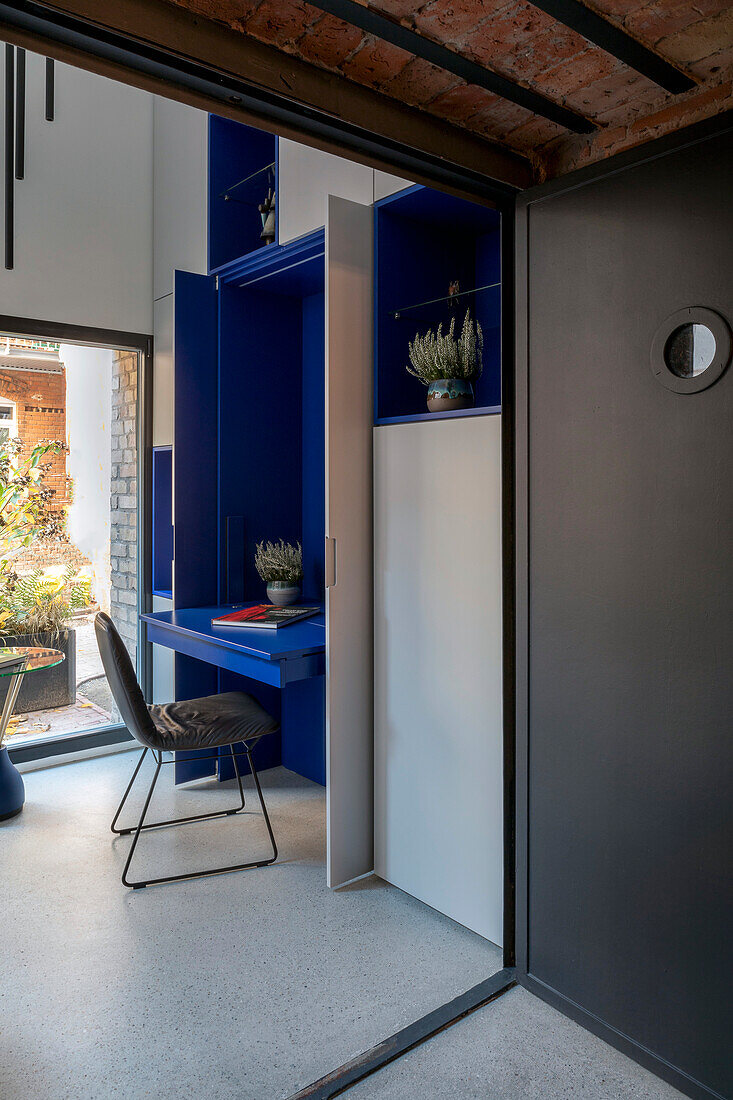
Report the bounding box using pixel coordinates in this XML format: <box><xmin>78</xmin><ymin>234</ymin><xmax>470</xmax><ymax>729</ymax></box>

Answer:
<box><xmin>428</xmin><ymin>82</ymin><xmax>500</xmax><ymax>123</ymax></box>
<box><xmin>341</xmin><ymin>35</ymin><xmax>413</xmax><ymax>89</ymax></box>
<box><xmin>502</xmin><ymin>115</ymin><xmax>567</xmax><ymax>154</ymax></box>
<box><xmin>245</xmin><ymin>0</ymin><xmax>321</xmax><ymax>49</ymax></box>
<box><xmin>369</xmin><ymin>0</ymin><xmax>423</xmax><ymax>20</ymax></box>
<box><xmin>297</xmin><ymin>13</ymin><xmax>365</xmax><ymax>69</ymax></box>
<box><xmin>658</xmin><ymin>7</ymin><xmax>733</xmax><ymax>67</ymax></box>
<box><xmin>412</xmin><ymin>0</ymin><xmax>514</xmax><ymax>47</ymax></box>
<box><xmin>383</xmin><ymin>57</ymin><xmax>461</xmax><ymax>107</ymax></box>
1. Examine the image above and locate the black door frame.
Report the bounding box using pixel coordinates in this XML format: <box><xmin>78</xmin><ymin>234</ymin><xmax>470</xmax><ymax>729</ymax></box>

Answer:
<box><xmin>0</xmin><ymin>313</ymin><xmax>153</xmax><ymax>765</ymax></box>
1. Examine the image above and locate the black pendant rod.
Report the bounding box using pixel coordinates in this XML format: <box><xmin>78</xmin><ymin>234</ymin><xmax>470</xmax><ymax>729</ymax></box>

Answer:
<box><xmin>528</xmin><ymin>0</ymin><xmax>694</xmax><ymax>95</ymax></box>
<box><xmin>4</xmin><ymin>43</ymin><xmax>14</xmax><ymax>269</ymax></box>
<box><xmin>309</xmin><ymin>0</ymin><xmax>596</xmax><ymax>134</ymax></box>
<box><xmin>45</xmin><ymin>56</ymin><xmax>54</xmax><ymax>121</ymax></box>
<box><xmin>15</xmin><ymin>46</ymin><xmax>25</xmax><ymax>180</ymax></box>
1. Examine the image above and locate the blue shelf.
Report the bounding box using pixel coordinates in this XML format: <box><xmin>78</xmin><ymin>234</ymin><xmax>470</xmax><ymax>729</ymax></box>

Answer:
<box><xmin>374</xmin><ymin>186</ymin><xmax>502</xmax><ymax>424</ymax></box>
<box><xmin>375</xmin><ymin>405</ymin><xmax>501</xmax><ymax>427</ymax></box>
<box><xmin>211</xmin><ymin>228</ymin><xmax>324</xmax><ymax>296</ymax></box>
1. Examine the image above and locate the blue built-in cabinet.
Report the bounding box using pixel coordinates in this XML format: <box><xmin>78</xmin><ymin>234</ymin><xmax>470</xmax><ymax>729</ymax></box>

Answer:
<box><xmin>151</xmin><ymin>446</ymin><xmax>173</xmax><ymax>599</ymax></box>
<box><xmin>208</xmin><ymin>116</ymin><xmax>277</xmax><ymax>272</ymax></box>
<box><xmin>374</xmin><ymin>185</ymin><xmax>502</xmax><ymax>425</ymax></box>
<box><xmin>167</xmin><ymin>217</ymin><xmax>327</xmax><ymax>785</ymax></box>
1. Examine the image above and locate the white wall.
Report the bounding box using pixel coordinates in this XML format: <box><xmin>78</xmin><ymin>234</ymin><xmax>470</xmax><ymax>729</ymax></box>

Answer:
<box><xmin>63</xmin><ymin>343</ymin><xmax>113</xmax><ymax>608</ymax></box>
<box><xmin>374</xmin><ymin>415</ymin><xmax>504</xmax><ymax>944</ymax></box>
<box><xmin>153</xmin><ymin>96</ymin><xmax>208</xmax><ymax>301</ymax></box>
<box><xmin>0</xmin><ymin>48</ymin><xmax>153</xmax><ymax>333</ymax></box>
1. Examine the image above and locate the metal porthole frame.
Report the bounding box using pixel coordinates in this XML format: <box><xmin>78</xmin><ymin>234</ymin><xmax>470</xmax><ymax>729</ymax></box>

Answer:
<box><xmin>650</xmin><ymin>305</ymin><xmax>732</xmax><ymax>394</ymax></box>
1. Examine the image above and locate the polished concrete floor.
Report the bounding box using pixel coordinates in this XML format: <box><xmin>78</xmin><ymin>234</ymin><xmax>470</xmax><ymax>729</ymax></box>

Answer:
<box><xmin>2</xmin><ymin>751</ymin><xmax>502</xmax><ymax>1100</ymax></box>
<box><xmin>350</xmin><ymin>986</ymin><xmax>685</xmax><ymax>1099</ymax></box>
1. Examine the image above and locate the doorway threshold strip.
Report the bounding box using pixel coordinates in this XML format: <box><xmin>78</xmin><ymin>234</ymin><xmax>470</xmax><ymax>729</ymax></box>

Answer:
<box><xmin>286</xmin><ymin>967</ymin><xmax>517</xmax><ymax>1099</ymax></box>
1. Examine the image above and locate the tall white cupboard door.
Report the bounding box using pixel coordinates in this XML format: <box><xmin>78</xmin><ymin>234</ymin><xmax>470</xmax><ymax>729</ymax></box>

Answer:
<box><xmin>374</xmin><ymin>416</ymin><xmax>504</xmax><ymax>944</ymax></box>
<box><xmin>279</xmin><ymin>139</ymin><xmax>373</xmax><ymax>245</ymax></box>
<box><xmin>325</xmin><ymin>196</ymin><xmax>374</xmax><ymax>888</ymax></box>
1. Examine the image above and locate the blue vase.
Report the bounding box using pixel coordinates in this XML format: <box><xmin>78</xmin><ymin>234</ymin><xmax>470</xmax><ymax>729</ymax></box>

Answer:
<box><xmin>426</xmin><ymin>378</ymin><xmax>474</xmax><ymax>413</ymax></box>
<box><xmin>0</xmin><ymin>747</ymin><xmax>24</xmax><ymax>821</ymax></box>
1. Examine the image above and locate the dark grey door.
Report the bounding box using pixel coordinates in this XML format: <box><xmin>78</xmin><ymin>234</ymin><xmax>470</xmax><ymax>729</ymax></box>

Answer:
<box><xmin>520</xmin><ymin>129</ymin><xmax>733</xmax><ymax>1099</ymax></box>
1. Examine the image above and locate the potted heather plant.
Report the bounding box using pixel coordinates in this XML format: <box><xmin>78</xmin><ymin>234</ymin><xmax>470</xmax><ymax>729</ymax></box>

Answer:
<box><xmin>406</xmin><ymin>308</ymin><xmax>484</xmax><ymax>413</ymax></box>
<box><xmin>255</xmin><ymin>539</ymin><xmax>303</xmax><ymax>607</ymax></box>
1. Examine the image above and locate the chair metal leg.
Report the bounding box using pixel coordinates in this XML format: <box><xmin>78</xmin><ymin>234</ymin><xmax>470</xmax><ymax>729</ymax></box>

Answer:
<box><xmin>118</xmin><ymin>746</ymin><xmax>278</xmax><ymax>889</ymax></box>
<box><xmin>246</xmin><ymin>746</ymin><xmax>278</xmax><ymax>865</ymax></box>
<box><xmin>111</xmin><ymin>747</ymin><xmax>148</xmax><ymax>833</ymax></box>
<box><xmin>112</xmin><ymin>746</ymin><xmax>246</xmax><ymax>837</ymax></box>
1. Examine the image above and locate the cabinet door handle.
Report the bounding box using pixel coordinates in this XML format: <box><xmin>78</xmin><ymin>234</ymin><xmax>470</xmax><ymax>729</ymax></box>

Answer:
<box><xmin>325</xmin><ymin>536</ymin><xmax>336</xmax><ymax>588</ymax></box>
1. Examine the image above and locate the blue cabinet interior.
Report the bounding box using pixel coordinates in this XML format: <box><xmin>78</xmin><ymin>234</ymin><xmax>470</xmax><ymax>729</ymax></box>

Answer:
<box><xmin>157</xmin><ymin>118</ymin><xmax>501</xmax><ymax>789</ymax></box>
<box><xmin>208</xmin><ymin>116</ymin><xmax>277</xmax><ymax>273</ymax></box>
<box><xmin>374</xmin><ymin>185</ymin><xmax>502</xmax><ymax>424</ymax></box>
<box><xmin>151</xmin><ymin>446</ymin><xmax>173</xmax><ymax>598</ymax></box>
<box><xmin>168</xmin><ymin>117</ymin><xmax>328</xmax><ymax>785</ymax></box>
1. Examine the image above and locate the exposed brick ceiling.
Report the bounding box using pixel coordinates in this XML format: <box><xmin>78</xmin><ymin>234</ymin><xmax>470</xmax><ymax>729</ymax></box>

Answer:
<box><xmin>165</xmin><ymin>0</ymin><xmax>733</xmax><ymax>182</ymax></box>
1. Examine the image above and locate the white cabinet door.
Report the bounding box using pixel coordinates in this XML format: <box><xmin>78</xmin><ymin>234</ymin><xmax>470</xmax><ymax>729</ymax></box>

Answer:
<box><xmin>325</xmin><ymin>196</ymin><xmax>374</xmax><ymax>888</ymax></box>
<box><xmin>374</xmin><ymin>170</ymin><xmax>413</xmax><ymax>201</ymax></box>
<box><xmin>279</xmin><ymin>138</ymin><xmax>373</xmax><ymax>244</ymax></box>
<box><xmin>374</xmin><ymin>416</ymin><xmax>504</xmax><ymax>944</ymax></box>
<box><xmin>153</xmin><ymin>96</ymin><xmax>208</xmax><ymax>300</ymax></box>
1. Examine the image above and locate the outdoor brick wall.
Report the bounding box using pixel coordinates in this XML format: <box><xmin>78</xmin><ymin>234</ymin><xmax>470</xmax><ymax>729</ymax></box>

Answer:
<box><xmin>0</xmin><ymin>366</ymin><xmax>68</xmax><ymax>511</ymax></box>
<box><xmin>109</xmin><ymin>350</ymin><xmax>138</xmax><ymax>664</ymax></box>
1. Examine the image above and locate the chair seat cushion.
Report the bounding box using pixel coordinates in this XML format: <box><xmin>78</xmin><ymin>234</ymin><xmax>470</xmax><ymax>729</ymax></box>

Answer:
<box><xmin>148</xmin><ymin>691</ymin><xmax>279</xmax><ymax>752</ymax></box>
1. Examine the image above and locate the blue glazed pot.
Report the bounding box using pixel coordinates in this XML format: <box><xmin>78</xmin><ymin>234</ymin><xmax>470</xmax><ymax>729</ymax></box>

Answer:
<box><xmin>0</xmin><ymin>746</ymin><xmax>24</xmax><ymax>821</ymax></box>
<box><xmin>426</xmin><ymin>378</ymin><xmax>474</xmax><ymax>413</ymax></box>
<box><xmin>267</xmin><ymin>581</ymin><xmax>301</xmax><ymax>607</ymax></box>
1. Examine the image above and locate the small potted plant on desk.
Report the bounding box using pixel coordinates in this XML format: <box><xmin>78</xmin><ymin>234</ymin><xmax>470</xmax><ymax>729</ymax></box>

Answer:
<box><xmin>255</xmin><ymin>539</ymin><xmax>303</xmax><ymax>607</ymax></box>
<box><xmin>407</xmin><ymin>308</ymin><xmax>484</xmax><ymax>413</ymax></box>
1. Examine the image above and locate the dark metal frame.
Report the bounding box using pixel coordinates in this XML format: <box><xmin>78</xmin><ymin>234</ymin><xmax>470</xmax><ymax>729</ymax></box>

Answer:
<box><xmin>528</xmin><ymin>0</ymin><xmax>694</xmax><ymax>95</ymax></box>
<box><xmin>0</xmin><ymin>313</ymin><xmax>153</xmax><ymax>763</ymax></box>
<box><xmin>308</xmin><ymin>0</ymin><xmax>594</xmax><ymax>134</ymax></box>
<box><xmin>111</xmin><ymin>744</ymin><xmax>278</xmax><ymax>889</ymax></box>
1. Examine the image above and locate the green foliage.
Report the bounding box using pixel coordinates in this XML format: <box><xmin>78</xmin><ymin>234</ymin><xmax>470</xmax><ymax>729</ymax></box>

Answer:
<box><xmin>0</xmin><ymin>437</ymin><xmax>66</xmax><ymax>576</ymax></box>
<box><xmin>254</xmin><ymin>540</ymin><xmax>303</xmax><ymax>585</ymax></box>
<box><xmin>406</xmin><ymin>308</ymin><xmax>484</xmax><ymax>386</ymax></box>
<box><xmin>0</xmin><ymin>567</ymin><xmax>89</xmax><ymax>637</ymax></box>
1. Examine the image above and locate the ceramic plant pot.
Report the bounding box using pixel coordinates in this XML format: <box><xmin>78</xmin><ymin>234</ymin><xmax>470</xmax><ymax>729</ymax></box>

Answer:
<box><xmin>267</xmin><ymin>582</ymin><xmax>301</xmax><ymax>607</ymax></box>
<box><xmin>0</xmin><ymin>746</ymin><xmax>24</xmax><ymax>821</ymax></box>
<box><xmin>426</xmin><ymin>378</ymin><xmax>474</xmax><ymax>413</ymax></box>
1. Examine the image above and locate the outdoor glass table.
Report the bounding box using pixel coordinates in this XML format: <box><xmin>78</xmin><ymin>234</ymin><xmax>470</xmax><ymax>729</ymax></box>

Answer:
<box><xmin>0</xmin><ymin>647</ymin><xmax>65</xmax><ymax>742</ymax></box>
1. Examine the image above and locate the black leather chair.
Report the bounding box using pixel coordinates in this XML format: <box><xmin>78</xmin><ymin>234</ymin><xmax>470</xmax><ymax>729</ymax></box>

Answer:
<box><xmin>95</xmin><ymin>612</ymin><xmax>279</xmax><ymax>889</ymax></box>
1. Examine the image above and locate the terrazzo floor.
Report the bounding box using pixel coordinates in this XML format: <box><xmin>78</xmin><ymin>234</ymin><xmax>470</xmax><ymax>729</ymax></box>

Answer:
<box><xmin>2</xmin><ymin>752</ymin><xmax>502</xmax><ymax>1099</ymax></box>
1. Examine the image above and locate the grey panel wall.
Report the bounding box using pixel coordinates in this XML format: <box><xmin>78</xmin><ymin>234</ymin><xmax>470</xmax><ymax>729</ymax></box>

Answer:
<box><xmin>517</xmin><ymin>128</ymin><xmax>733</xmax><ymax>1100</ymax></box>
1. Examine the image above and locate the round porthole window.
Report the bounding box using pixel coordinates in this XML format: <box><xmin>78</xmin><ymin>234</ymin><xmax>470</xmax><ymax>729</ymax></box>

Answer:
<box><xmin>651</xmin><ymin>307</ymin><xmax>732</xmax><ymax>393</ymax></box>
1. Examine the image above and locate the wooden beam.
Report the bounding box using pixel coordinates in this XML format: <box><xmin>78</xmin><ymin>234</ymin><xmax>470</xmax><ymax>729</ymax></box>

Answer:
<box><xmin>0</xmin><ymin>0</ymin><xmax>533</xmax><ymax>193</ymax></box>
<box><xmin>529</xmin><ymin>0</ymin><xmax>695</xmax><ymax>94</ymax></box>
<box><xmin>310</xmin><ymin>0</ymin><xmax>595</xmax><ymax>134</ymax></box>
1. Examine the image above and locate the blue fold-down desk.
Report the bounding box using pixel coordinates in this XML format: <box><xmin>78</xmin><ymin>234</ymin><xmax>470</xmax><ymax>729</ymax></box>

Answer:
<box><xmin>141</xmin><ymin>604</ymin><xmax>326</xmax><ymax>688</ymax></box>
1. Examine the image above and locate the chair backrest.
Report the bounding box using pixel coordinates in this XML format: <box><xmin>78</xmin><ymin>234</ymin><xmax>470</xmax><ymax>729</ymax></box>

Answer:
<box><xmin>94</xmin><ymin>612</ymin><xmax>159</xmax><ymax>750</ymax></box>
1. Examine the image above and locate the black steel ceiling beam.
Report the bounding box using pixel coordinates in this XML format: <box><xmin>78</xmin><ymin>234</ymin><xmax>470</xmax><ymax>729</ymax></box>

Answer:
<box><xmin>310</xmin><ymin>0</ymin><xmax>596</xmax><ymax>133</ymax></box>
<box><xmin>528</xmin><ymin>0</ymin><xmax>694</xmax><ymax>94</ymax></box>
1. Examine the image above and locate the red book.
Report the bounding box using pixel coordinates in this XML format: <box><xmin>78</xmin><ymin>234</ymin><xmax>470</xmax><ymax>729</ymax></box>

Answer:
<box><xmin>211</xmin><ymin>605</ymin><xmax>320</xmax><ymax>629</ymax></box>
